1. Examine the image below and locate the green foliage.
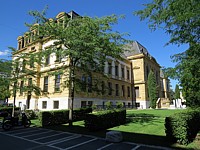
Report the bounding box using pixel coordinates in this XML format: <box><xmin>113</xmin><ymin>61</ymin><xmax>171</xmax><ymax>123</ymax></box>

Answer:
<box><xmin>135</xmin><ymin>0</ymin><xmax>200</xmax><ymax>107</ymax></box>
<box><xmin>27</xmin><ymin>8</ymin><xmax>130</xmax><ymax>124</ymax></box>
<box><xmin>25</xmin><ymin>110</ymin><xmax>37</xmax><ymax>119</ymax></box>
<box><xmin>0</xmin><ymin>107</ymin><xmax>20</xmax><ymax>116</ymax></box>
<box><xmin>38</xmin><ymin>108</ymin><xmax>92</xmax><ymax>127</ymax></box>
<box><xmin>105</xmin><ymin>101</ymin><xmax>112</xmax><ymax>109</ymax></box>
<box><xmin>134</xmin><ymin>0</ymin><xmax>200</xmax><ymax>45</ymax></box>
<box><xmin>0</xmin><ymin>59</ymin><xmax>12</xmax><ymax>100</ymax></box>
<box><xmin>165</xmin><ymin>108</ymin><xmax>200</xmax><ymax>145</ymax></box>
<box><xmin>147</xmin><ymin>70</ymin><xmax>158</xmax><ymax>108</ymax></box>
<box><xmin>116</xmin><ymin>101</ymin><xmax>124</xmax><ymax>108</ymax></box>
<box><xmin>84</xmin><ymin>109</ymin><xmax>126</xmax><ymax>131</ymax></box>
<box><xmin>174</xmin><ymin>84</ymin><xmax>180</xmax><ymax>99</ymax></box>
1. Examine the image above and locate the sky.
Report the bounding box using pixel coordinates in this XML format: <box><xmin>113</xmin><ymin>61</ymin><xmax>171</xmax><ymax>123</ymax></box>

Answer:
<box><xmin>0</xmin><ymin>0</ymin><xmax>188</xmax><ymax>90</ymax></box>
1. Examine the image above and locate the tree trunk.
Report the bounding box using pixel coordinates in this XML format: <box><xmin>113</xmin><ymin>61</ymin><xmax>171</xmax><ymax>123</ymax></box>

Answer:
<box><xmin>69</xmin><ymin>68</ymin><xmax>75</xmax><ymax>126</ymax></box>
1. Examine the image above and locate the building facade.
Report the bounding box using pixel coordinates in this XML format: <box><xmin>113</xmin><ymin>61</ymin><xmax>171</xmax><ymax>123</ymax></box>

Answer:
<box><xmin>8</xmin><ymin>11</ymin><xmax>171</xmax><ymax>110</ymax></box>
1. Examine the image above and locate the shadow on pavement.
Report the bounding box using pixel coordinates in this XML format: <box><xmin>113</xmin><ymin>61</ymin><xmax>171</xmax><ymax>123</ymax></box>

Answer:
<box><xmin>44</xmin><ymin>124</ymin><xmax>195</xmax><ymax>150</ymax></box>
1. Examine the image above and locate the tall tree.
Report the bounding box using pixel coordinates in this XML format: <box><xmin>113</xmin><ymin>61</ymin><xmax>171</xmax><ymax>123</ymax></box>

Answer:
<box><xmin>28</xmin><ymin>9</ymin><xmax>130</xmax><ymax>125</ymax></box>
<box><xmin>174</xmin><ymin>84</ymin><xmax>180</xmax><ymax>100</ymax></box>
<box><xmin>147</xmin><ymin>70</ymin><xmax>158</xmax><ymax>109</ymax></box>
<box><xmin>0</xmin><ymin>59</ymin><xmax>12</xmax><ymax>103</ymax></box>
<box><xmin>7</xmin><ymin>48</ymin><xmax>41</xmax><ymax>116</ymax></box>
<box><xmin>134</xmin><ymin>0</ymin><xmax>200</xmax><ymax>107</ymax></box>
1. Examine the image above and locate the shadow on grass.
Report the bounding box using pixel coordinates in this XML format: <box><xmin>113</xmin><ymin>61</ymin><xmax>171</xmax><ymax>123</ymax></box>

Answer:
<box><xmin>126</xmin><ymin>113</ymin><xmax>162</xmax><ymax>125</ymax></box>
<box><xmin>44</xmin><ymin>123</ymin><xmax>194</xmax><ymax>150</ymax></box>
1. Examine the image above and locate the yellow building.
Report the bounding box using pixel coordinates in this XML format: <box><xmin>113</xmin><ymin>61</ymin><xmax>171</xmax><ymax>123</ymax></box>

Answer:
<box><xmin>8</xmin><ymin>11</ymin><xmax>170</xmax><ymax>110</ymax></box>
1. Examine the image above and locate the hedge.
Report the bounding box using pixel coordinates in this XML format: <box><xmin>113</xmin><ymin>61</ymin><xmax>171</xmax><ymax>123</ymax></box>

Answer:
<box><xmin>84</xmin><ymin>109</ymin><xmax>126</xmax><ymax>131</ymax></box>
<box><xmin>0</xmin><ymin>107</ymin><xmax>20</xmax><ymax>117</ymax></box>
<box><xmin>38</xmin><ymin>107</ymin><xmax>92</xmax><ymax>127</ymax></box>
<box><xmin>165</xmin><ymin>108</ymin><xmax>200</xmax><ymax>145</ymax></box>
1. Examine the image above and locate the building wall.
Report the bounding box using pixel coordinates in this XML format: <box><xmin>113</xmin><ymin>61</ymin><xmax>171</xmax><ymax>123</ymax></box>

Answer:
<box><xmin>9</xmin><ymin>11</ymin><xmax>170</xmax><ymax>110</ymax></box>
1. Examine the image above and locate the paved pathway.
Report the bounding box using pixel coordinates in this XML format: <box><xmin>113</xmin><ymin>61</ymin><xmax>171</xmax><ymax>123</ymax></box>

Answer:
<box><xmin>0</xmin><ymin>127</ymin><xmax>174</xmax><ymax>150</ymax></box>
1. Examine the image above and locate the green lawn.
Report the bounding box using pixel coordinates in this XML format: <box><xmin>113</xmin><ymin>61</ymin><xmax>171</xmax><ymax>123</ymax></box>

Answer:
<box><xmin>31</xmin><ymin>109</ymin><xmax>200</xmax><ymax>150</ymax></box>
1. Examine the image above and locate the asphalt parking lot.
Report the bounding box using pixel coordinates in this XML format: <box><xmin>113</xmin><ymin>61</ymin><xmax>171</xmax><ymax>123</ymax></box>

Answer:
<box><xmin>0</xmin><ymin>127</ymin><xmax>172</xmax><ymax>150</ymax></box>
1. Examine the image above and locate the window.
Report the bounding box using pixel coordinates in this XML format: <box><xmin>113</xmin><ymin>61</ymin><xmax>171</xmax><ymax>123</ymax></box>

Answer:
<box><xmin>81</xmin><ymin>75</ymin><xmax>86</xmax><ymax>91</ymax></box>
<box><xmin>81</xmin><ymin>101</ymin><xmax>87</xmax><ymax>108</ymax></box>
<box><xmin>43</xmin><ymin>76</ymin><xmax>48</xmax><ymax>92</ymax></box>
<box><xmin>121</xmin><ymin>67</ymin><xmax>124</xmax><ymax>78</ymax></box>
<box><xmin>127</xmin><ymin>69</ymin><xmax>130</xmax><ymax>80</ymax></box>
<box><xmin>121</xmin><ymin>85</ymin><xmax>125</xmax><ymax>97</ymax></box>
<box><xmin>55</xmin><ymin>74</ymin><xmax>61</xmax><ymax>92</ymax></box>
<box><xmin>115</xmin><ymin>84</ymin><xmax>119</xmax><ymax>96</ymax></box>
<box><xmin>127</xmin><ymin>86</ymin><xmax>130</xmax><ymax>97</ymax></box>
<box><xmin>22</xmin><ymin>59</ymin><xmax>26</xmax><ymax>71</ymax></box>
<box><xmin>28</xmin><ymin>78</ymin><xmax>32</xmax><ymax>86</ymax></box>
<box><xmin>101</xmin><ymin>81</ymin><xmax>105</xmax><ymax>95</ymax></box>
<box><xmin>115</xmin><ymin>65</ymin><xmax>118</xmax><ymax>76</ymax></box>
<box><xmin>135</xmin><ymin>87</ymin><xmax>139</xmax><ymax>98</ymax></box>
<box><xmin>108</xmin><ymin>82</ymin><xmax>112</xmax><ymax>95</ymax></box>
<box><xmin>20</xmin><ymin>81</ymin><xmax>24</xmax><ymax>95</ymax></box>
<box><xmin>108</xmin><ymin>62</ymin><xmax>112</xmax><ymax>75</ymax></box>
<box><xmin>55</xmin><ymin>49</ymin><xmax>62</xmax><ymax>63</ymax></box>
<box><xmin>53</xmin><ymin>101</ymin><xmax>59</xmax><ymax>109</ymax></box>
<box><xmin>87</xmin><ymin>76</ymin><xmax>92</xmax><ymax>93</ymax></box>
<box><xmin>88</xmin><ymin>101</ymin><xmax>93</xmax><ymax>107</ymax></box>
<box><xmin>45</xmin><ymin>54</ymin><xmax>50</xmax><ymax>66</ymax></box>
<box><xmin>31</xmin><ymin>46</ymin><xmax>35</xmax><ymax>51</ymax></box>
<box><xmin>19</xmin><ymin>102</ymin><xmax>22</xmax><ymax>108</ymax></box>
<box><xmin>42</xmin><ymin>101</ymin><xmax>47</xmax><ymax>109</ymax></box>
<box><xmin>136</xmin><ymin>102</ymin><xmax>140</xmax><ymax>107</ymax></box>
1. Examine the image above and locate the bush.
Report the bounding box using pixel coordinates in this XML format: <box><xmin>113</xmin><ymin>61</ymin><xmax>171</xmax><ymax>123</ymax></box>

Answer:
<box><xmin>84</xmin><ymin>109</ymin><xmax>126</xmax><ymax>131</ymax></box>
<box><xmin>105</xmin><ymin>101</ymin><xmax>112</xmax><ymax>109</ymax></box>
<box><xmin>38</xmin><ymin>107</ymin><xmax>92</xmax><ymax>127</ymax></box>
<box><xmin>116</xmin><ymin>102</ymin><xmax>123</xmax><ymax>108</ymax></box>
<box><xmin>25</xmin><ymin>110</ymin><xmax>37</xmax><ymax>119</ymax></box>
<box><xmin>0</xmin><ymin>107</ymin><xmax>20</xmax><ymax>116</ymax></box>
<box><xmin>165</xmin><ymin>108</ymin><xmax>200</xmax><ymax>145</ymax></box>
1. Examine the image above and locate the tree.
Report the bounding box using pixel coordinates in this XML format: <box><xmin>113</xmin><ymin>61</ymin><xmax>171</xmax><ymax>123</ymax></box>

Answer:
<box><xmin>174</xmin><ymin>84</ymin><xmax>180</xmax><ymax>100</ymax></box>
<box><xmin>147</xmin><ymin>70</ymin><xmax>158</xmax><ymax>109</ymax></box>
<box><xmin>0</xmin><ymin>59</ymin><xmax>12</xmax><ymax>102</ymax></box>
<box><xmin>134</xmin><ymin>0</ymin><xmax>200</xmax><ymax>107</ymax></box>
<box><xmin>28</xmin><ymin>9</ymin><xmax>130</xmax><ymax>125</ymax></box>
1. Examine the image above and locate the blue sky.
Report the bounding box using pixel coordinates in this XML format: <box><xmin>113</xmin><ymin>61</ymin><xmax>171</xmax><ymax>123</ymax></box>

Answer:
<box><xmin>0</xmin><ymin>0</ymin><xmax>188</xmax><ymax>89</ymax></box>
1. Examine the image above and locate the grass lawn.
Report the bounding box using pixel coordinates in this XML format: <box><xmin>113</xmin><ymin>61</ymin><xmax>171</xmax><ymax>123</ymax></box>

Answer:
<box><xmin>31</xmin><ymin>109</ymin><xmax>200</xmax><ymax>150</ymax></box>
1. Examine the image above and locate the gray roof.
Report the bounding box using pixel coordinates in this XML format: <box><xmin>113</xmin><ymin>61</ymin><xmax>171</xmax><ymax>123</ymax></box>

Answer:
<box><xmin>123</xmin><ymin>41</ymin><xmax>151</xmax><ymax>57</ymax></box>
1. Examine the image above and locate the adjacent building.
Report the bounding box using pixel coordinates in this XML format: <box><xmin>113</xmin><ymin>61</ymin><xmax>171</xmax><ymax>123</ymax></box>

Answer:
<box><xmin>8</xmin><ymin>11</ymin><xmax>171</xmax><ymax>110</ymax></box>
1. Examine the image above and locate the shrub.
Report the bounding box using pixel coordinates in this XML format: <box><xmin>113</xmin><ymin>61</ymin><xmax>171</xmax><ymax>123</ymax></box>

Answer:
<box><xmin>38</xmin><ymin>107</ymin><xmax>92</xmax><ymax>127</ymax></box>
<box><xmin>165</xmin><ymin>108</ymin><xmax>200</xmax><ymax>145</ymax></box>
<box><xmin>105</xmin><ymin>101</ymin><xmax>112</xmax><ymax>109</ymax></box>
<box><xmin>25</xmin><ymin>110</ymin><xmax>37</xmax><ymax>119</ymax></box>
<box><xmin>38</xmin><ymin>109</ymin><xmax>69</xmax><ymax>127</ymax></box>
<box><xmin>0</xmin><ymin>107</ymin><xmax>20</xmax><ymax>116</ymax></box>
<box><xmin>73</xmin><ymin>107</ymin><xmax>92</xmax><ymax>121</ymax></box>
<box><xmin>84</xmin><ymin>109</ymin><xmax>126</xmax><ymax>131</ymax></box>
<box><xmin>116</xmin><ymin>102</ymin><xmax>123</xmax><ymax>108</ymax></box>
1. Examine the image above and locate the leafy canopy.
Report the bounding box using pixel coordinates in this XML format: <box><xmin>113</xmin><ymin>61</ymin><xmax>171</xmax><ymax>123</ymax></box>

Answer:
<box><xmin>135</xmin><ymin>0</ymin><xmax>200</xmax><ymax>107</ymax></box>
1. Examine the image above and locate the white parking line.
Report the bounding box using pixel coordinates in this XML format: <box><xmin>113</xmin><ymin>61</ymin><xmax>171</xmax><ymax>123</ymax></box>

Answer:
<box><xmin>48</xmin><ymin>134</ymin><xmax>82</xmax><ymax>145</ymax></box>
<box><xmin>131</xmin><ymin>145</ymin><xmax>140</xmax><ymax>150</ymax></box>
<box><xmin>12</xmin><ymin>129</ymin><xmax>46</xmax><ymax>135</ymax></box>
<box><xmin>22</xmin><ymin>130</ymin><xmax>53</xmax><ymax>138</ymax></box>
<box><xmin>97</xmin><ymin>143</ymin><xmax>114</xmax><ymax>150</ymax></box>
<box><xmin>64</xmin><ymin>138</ymin><xmax>97</xmax><ymax>150</ymax></box>
<box><xmin>32</xmin><ymin>132</ymin><xmax>65</xmax><ymax>141</ymax></box>
<box><xmin>125</xmin><ymin>141</ymin><xmax>172</xmax><ymax>150</ymax></box>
